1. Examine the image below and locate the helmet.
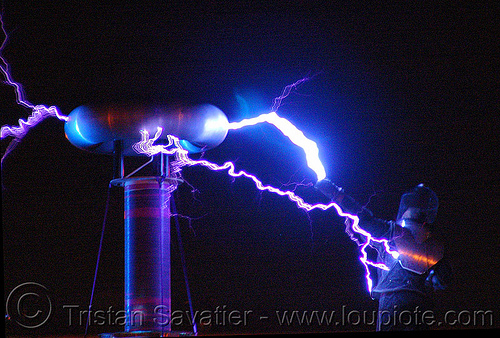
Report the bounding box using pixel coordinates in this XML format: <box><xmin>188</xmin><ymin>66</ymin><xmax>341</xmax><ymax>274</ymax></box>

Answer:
<box><xmin>397</xmin><ymin>184</ymin><xmax>439</xmax><ymax>224</ymax></box>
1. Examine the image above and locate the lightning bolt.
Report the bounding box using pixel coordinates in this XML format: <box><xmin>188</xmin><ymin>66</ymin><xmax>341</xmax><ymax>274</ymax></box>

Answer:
<box><xmin>0</xmin><ymin>16</ymin><xmax>398</xmax><ymax>293</ymax></box>
<box><xmin>0</xmin><ymin>14</ymin><xmax>68</xmax><ymax>163</ymax></box>
<box><xmin>228</xmin><ymin>112</ymin><xmax>326</xmax><ymax>181</ymax></box>
<box><xmin>229</xmin><ymin>76</ymin><xmax>325</xmax><ymax>181</ymax></box>
<box><xmin>134</xmin><ymin>126</ymin><xmax>399</xmax><ymax>293</ymax></box>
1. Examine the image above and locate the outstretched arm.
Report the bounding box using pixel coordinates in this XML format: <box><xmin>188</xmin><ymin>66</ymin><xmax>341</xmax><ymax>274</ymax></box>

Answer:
<box><xmin>315</xmin><ymin>178</ymin><xmax>392</xmax><ymax>238</ymax></box>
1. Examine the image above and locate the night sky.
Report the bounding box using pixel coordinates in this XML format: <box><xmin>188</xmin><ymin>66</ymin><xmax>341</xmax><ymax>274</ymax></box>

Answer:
<box><xmin>2</xmin><ymin>1</ymin><xmax>499</xmax><ymax>335</ymax></box>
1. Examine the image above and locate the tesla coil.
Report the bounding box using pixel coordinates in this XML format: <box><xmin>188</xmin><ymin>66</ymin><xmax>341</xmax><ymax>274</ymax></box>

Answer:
<box><xmin>65</xmin><ymin>104</ymin><xmax>229</xmax><ymax>337</ymax></box>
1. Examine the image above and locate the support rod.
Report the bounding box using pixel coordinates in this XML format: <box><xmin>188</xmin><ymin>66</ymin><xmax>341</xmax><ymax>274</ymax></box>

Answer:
<box><xmin>113</xmin><ymin>140</ymin><xmax>124</xmax><ymax>179</ymax></box>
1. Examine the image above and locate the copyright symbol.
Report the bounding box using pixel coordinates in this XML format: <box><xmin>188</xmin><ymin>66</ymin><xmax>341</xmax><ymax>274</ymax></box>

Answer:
<box><xmin>6</xmin><ymin>282</ymin><xmax>52</xmax><ymax>329</ymax></box>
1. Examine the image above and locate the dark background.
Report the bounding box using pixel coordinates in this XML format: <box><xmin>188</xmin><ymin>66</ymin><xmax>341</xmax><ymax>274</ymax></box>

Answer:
<box><xmin>2</xmin><ymin>1</ymin><xmax>499</xmax><ymax>335</ymax></box>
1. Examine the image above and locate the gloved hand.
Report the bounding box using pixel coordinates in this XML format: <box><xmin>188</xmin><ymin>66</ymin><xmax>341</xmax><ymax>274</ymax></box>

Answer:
<box><xmin>425</xmin><ymin>269</ymin><xmax>447</xmax><ymax>290</ymax></box>
<box><xmin>315</xmin><ymin>178</ymin><xmax>344</xmax><ymax>202</ymax></box>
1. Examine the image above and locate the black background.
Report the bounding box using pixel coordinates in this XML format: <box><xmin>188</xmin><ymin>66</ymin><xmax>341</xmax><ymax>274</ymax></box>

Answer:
<box><xmin>2</xmin><ymin>1</ymin><xmax>499</xmax><ymax>335</ymax></box>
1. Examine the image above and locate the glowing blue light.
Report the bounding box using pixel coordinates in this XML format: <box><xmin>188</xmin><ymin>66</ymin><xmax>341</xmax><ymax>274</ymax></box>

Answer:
<box><xmin>134</xmin><ymin>128</ymin><xmax>400</xmax><ymax>293</ymax></box>
<box><xmin>228</xmin><ymin>112</ymin><xmax>326</xmax><ymax>182</ymax></box>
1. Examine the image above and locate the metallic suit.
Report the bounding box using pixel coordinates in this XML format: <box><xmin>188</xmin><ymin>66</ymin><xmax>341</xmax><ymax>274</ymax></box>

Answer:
<box><xmin>316</xmin><ymin>180</ymin><xmax>452</xmax><ymax>330</ymax></box>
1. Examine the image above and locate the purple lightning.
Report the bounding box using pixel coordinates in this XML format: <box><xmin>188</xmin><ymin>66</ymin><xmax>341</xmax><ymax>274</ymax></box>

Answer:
<box><xmin>271</xmin><ymin>77</ymin><xmax>310</xmax><ymax>112</ymax></box>
<box><xmin>134</xmin><ymin>127</ymin><xmax>399</xmax><ymax>292</ymax></box>
<box><xmin>0</xmin><ymin>14</ymin><xmax>68</xmax><ymax>162</ymax></box>
<box><xmin>0</xmin><ymin>19</ymin><xmax>398</xmax><ymax>294</ymax></box>
<box><xmin>131</xmin><ymin>79</ymin><xmax>401</xmax><ymax>292</ymax></box>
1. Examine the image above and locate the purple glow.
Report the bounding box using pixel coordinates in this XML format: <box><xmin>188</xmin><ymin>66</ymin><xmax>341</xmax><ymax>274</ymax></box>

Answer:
<box><xmin>1</xmin><ymin>14</ymin><xmax>68</xmax><ymax>162</ymax></box>
<box><xmin>1</xmin><ymin>20</ymin><xmax>398</xmax><ymax>295</ymax></box>
<box><xmin>1</xmin><ymin>16</ymin><xmax>32</xmax><ymax>110</ymax></box>
<box><xmin>0</xmin><ymin>105</ymin><xmax>68</xmax><ymax>139</ymax></box>
<box><xmin>271</xmin><ymin>77</ymin><xmax>310</xmax><ymax>112</ymax></box>
<box><xmin>132</xmin><ymin>127</ymin><xmax>177</xmax><ymax>156</ymax></box>
<box><xmin>130</xmin><ymin>78</ymin><xmax>400</xmax><ymax>293</ymax></box>
<box><xmin>133</xmin><ymin>128</ymin><xmax>399</xmax><ymax>292</ymax></box>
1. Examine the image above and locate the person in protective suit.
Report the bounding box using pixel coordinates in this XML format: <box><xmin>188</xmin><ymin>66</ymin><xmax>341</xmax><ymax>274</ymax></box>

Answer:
<box><xmin>315</xmin><ymin>179</ymin><xmax>452</xmax><ymax>331</ymax></box>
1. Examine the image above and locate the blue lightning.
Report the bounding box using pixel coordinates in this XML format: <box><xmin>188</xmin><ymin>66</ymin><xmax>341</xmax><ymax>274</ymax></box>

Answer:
<box><xmin>228</xmin><ymin>112</ymin><xmax>326</xmax><ymax>181</ymax></box>
<box><xmin>1</xmin><ymin>11</ymin><xmax>398</xmax><ymax>292</ymax></box>
<box><xmin>134</xmin><ymin>101</ymin><xmax>399</xmax><ymax>293</ymax></box>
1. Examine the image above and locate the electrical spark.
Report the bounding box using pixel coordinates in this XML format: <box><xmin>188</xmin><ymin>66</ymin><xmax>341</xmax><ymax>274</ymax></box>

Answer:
<box><xmin>228</xmin><ymin>112</ymin><xmax>326</xmax><ymax>182</ymax></box>
<box><xmin>0</xmin><ymin>105</ymin><xmax>68</xmax><ymax>139</ymax></box>
<box><xmin>228</xmin><ymin>77</ymin><xmax>326</xmax><ymax>182</ymax></box>
<box><xmin>271</xmin><ymin>77</ymin><xmax>310</xmax><ymax>112</ymax></box>
<box><xmin>134</xmin><ymin>128</ymin><xmax>399</xmax><ymax>292</ymax></box>
<box><xmin>1</xmin><ymin>14</ymin><xmax>68</xmax><ymax>162</ymax></box>
<box><xmin>0</xmin><ymin>21</ymin><xmax>398</xmax><ymax>296</ymax></box>
<box><xmin>131</xmin><ymin>77</ymin><xmax>399</xmax><ymax>293</ymax></box>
